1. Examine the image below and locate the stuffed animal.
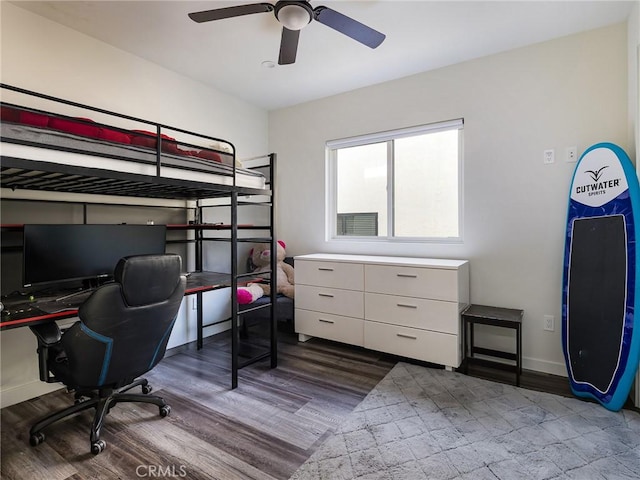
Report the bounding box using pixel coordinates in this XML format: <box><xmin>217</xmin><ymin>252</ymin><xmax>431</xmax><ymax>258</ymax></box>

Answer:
<box><xmin>250</xmin><ymin>240</ymin><xmax>294</xmax><ymax>299</ymax></box>
<box><xmin>237</xmin><ymin>283</ymin><xmax>264</xmax><ymax>304</ymax></box>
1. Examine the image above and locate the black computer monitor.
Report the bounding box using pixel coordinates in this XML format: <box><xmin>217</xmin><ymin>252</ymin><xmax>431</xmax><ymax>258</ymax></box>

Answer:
<box><xmin>22</xmin><ymin>224</ymin><xmax>167</xmax><ymax>287</ymax></box>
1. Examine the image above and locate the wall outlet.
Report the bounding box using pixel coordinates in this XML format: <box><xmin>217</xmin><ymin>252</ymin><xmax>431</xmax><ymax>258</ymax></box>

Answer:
<box><xmin>543</xmin><ymin>314</ymin><xmax>555</xmax><ymax>331</ymax></box>
<box><xmin>566</xmin><ymin>146</ymin><xmax>578</xmax><ymax>163</ymax></box>
<box><xmin>544</xmin><ymin>149</ymin><xmax>555</xmax><ymax>164</ymax></box>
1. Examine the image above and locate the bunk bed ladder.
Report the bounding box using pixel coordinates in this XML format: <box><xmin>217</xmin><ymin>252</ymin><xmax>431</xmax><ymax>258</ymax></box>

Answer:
<box><xmin>231</xmin><ymin>153</ymin><xmax>278</xmax><ymax>388</ymax></box>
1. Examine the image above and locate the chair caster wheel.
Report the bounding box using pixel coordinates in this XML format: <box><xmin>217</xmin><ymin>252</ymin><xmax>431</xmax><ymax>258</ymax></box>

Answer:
<box><xmin>91</xmin><ymin>439</ymin><xmax>106</xmax><ymax>455</ymax></box>
<box><xmin>29</xmin><ymin>432</ymin><xmax>45</xmax><ymax>447</ymax></box>
<box><xmin>159</xmin><ymin>405</ymin><xmax>171</xmax><ymax>417</ymax></box>
<box><xmin>142</xmin><ymin>384</ymin><xmax>153</xmax><ymax>394</ymax></box>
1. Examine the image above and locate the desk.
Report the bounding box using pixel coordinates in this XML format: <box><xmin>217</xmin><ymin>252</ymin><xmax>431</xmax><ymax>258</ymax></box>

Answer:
<box><xmin>1</xmin><ymin>271</ymin><xmax>274</xmax><ymax>395</ymax></box>
<box><xmin>461</xmin><ymin>304</ymin><xmax>524</xmax><ymax>386</ymax></box>
<box><xmin>0</xmin><ymin>271</ymin><xmax>231</xmax><ymax>332</ymax></box>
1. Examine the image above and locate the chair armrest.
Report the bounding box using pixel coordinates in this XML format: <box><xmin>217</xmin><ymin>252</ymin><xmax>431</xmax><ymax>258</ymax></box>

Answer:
<box><xmin>29</xmin><ymin>322</ymin><xmax>62</xmax><ymax>346</ymax></box>
<box><xmin>29</xmin><ymin>323</ymin><xmax>63</xmax><ymax>383</ymax></box>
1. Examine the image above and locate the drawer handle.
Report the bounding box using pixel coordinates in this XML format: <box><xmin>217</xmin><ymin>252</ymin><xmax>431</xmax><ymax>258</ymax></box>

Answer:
<box><xmin>396</xmin><ymin>333</ymin><xmax>418</xmax><ymax>340</ymax></box>
<box><xmin>318</xmin><ymin>318</ymin><xmax>335</xmax><ymax>324</ymax></box>
<box><xmin>318</xmin><ymin>293</ymin><xmax>334</xmax><ymax>298</ymax></box>
<box><xmin>318</xmin><ymin>267</ymin><xmax>334</xmax><ymax>271</ymax></box>
<box><xmin>397</xmin><ymin>303</ymin><xmax>417</xmax><ymax>309</ymax></box>
<box><xmin>397</xmin><ymin>274</ymin><xmax>417</xmax><ymax>278</ymax></box>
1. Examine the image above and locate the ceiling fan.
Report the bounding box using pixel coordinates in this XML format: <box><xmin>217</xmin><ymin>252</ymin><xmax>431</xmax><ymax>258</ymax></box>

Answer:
<box><xmin>188</xmin><ymin>1</ymin><xmax>386</xmax><ymax>65</ymax></box>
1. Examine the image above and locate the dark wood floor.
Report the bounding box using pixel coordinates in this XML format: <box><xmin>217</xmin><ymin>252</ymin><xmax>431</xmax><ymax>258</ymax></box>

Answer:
<box><xmin>1</xmin><ymin>329</ymin><xmax>583</xmax><ymax>480</ymax></box>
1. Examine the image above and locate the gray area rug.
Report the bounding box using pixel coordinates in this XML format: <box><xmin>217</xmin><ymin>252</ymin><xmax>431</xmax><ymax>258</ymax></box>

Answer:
<box><xmin>290</xmin><ymin>362</ymin><xmax>640</xmax><ymax>480</ymax></box>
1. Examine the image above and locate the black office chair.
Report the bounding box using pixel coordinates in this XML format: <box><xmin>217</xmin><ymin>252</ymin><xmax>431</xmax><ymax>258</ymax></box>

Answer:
<box><xmin>28</xmin><ymin>254</ymin><xmax>186</xmax><ymax>455</ymax></box>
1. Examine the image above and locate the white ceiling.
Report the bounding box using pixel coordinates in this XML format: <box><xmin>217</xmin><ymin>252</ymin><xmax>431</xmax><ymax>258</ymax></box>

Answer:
<box><xmin>12</xmin><ymin>1</ymin><xmax>636</xmax><ymax>111</ymax></box>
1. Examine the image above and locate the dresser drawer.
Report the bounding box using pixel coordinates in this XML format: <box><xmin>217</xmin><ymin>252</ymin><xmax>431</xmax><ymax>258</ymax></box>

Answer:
<box><xmin>295</xmin><ymin>309</ymin><xmax>364</xmax><ymax>346</ymax></box>
<box><xmin>364</xmin><ymin>293</ymin><xmax>459</xmax><ymax>334</ymax></box>
<box><xmin>364</xmin><ymin>321</ymin><xmax>460</xmax><ymax>367</ymax></box>
<box><xmin>295</xmin><ymin>285</ymin><xmax>364</xmax><ymax>318</ymax></box>
<box><xmin>296</xmin><ymin>260</ymin><xmax>364</xmax><ymax>290</ymax></box>
<box><xmin>365</xmin><ymin>264</ymin><xmax>459</xmax><ymax>301</ymax></box>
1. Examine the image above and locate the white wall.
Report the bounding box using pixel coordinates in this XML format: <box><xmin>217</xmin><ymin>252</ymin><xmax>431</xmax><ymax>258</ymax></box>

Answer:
<box><xmin>270</xmin><ymin>23</ymin><xmax>629</xmax><ymax>377</ymax></box>
<box><xmin>0</xmin><ymin>3</ymin><xmax>269</xmax><ymax>407</ymax></box>
<box><xmin>0</xmin><ymin>3</ymin><xmax>268</xmax><ymax>160</ymax></box>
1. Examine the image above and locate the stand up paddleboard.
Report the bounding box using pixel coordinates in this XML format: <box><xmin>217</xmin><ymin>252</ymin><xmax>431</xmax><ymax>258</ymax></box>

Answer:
<box><xmin>562</xmin><ymin>142</ymin><xmax>640</xmax><ymax>411</ymax></box>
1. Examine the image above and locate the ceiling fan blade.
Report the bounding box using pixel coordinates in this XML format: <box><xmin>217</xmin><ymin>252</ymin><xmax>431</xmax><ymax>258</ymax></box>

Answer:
<box><xmin>278</xmin><ymin>27</ymin><xmax>300</xmax><ymax>65</ymax></box>
<box><xmin>313</xmin><ymin>6</ymin><xmax>385</xmax><ymax>49</ymax></box>
<box><xmin>189</xmin><ymin>3</ymin><xmax>274</xmax><ymax>23</ymax></box>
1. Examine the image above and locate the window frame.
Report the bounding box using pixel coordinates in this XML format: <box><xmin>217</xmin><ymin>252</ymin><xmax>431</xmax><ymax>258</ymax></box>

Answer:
<box><xmin>326</xmin><ymin>119</ymin><xmax>464</xmax><ymax>243</ymax></box>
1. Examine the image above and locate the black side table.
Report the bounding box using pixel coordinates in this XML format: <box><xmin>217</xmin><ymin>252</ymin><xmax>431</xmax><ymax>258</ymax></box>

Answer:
<box><xmin>461</xmin><ymin>304</ymin><xmax>524</xmax><ymax>386</ymax></box>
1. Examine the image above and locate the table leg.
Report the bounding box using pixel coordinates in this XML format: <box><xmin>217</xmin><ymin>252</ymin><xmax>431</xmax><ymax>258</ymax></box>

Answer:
<box><xmin>196</xmin><ymin>291</ymin><xmax>203</xmax><ymax>350</ymax></box>
<box><xmin>461</xmin><ymin>317</ymin><xmax>467</xmax><ymax>374</ymax></box>
<box><xmin>516</xmin><ymin>324</ymin><xmax>521</xmax><ymax>386</ymax></box>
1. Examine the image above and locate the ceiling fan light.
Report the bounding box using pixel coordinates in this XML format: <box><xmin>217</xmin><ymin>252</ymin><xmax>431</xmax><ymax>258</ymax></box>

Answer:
<box><xmin>276</xmin><ymin>4</ymin><xmax>311</xmax><ymax>30</ymax></box>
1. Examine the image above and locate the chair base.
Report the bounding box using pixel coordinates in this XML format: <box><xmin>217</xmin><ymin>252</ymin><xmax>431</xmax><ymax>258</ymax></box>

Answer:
<box><xmin>29</xmin><ymin>378</ymin><xmax>170</xmax><ymax>455</ymax></box>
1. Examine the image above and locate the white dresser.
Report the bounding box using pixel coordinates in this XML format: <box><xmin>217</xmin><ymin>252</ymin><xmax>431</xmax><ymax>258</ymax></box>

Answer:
<box><xmin>294</xmin><ymin>253</ymin><xmax>470</xmax><ymax>370</ymax></box>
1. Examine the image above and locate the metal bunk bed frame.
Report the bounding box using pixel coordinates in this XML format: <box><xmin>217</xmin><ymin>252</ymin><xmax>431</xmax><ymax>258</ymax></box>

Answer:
<box><xmin>0</xmin><ymin>84</ymin><xmax>278</xmax><ymax>389</ymax></box>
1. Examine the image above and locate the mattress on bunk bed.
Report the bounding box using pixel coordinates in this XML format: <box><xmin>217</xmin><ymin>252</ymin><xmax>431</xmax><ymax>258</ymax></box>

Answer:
<box><xmin>0</xmin><ymin>118</ymin><xmax>265</xmax><ymax>190</ymax></box>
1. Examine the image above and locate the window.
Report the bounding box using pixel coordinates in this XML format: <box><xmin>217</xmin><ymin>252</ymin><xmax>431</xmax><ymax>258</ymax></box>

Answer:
<box><xmin>327</xmin><ymin>119</ymin><xmax>463</xmax><ymax>241</ymax></box>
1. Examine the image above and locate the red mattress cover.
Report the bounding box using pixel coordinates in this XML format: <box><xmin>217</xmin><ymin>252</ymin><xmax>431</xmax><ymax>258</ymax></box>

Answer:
<box><xmin>1</xmin><ymin>106</ymin><xmax>224</xmax><ymax>163</ymax></box>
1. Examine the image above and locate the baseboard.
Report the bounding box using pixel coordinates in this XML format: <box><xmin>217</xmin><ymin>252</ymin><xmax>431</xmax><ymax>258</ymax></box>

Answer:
<box><xmin>461</xmin><ymin>351</ymin><xmax>567</xmax><ymax>378</ymax></box>
<box><xmin>523</xmin><ymin>356</ymin><xmax>567</xmax><ymax>377</ymax></box>
<box><xmin>0</xmin><ymin>380</ymin><xmax>62</xmax><ymax>409</ymax></box>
